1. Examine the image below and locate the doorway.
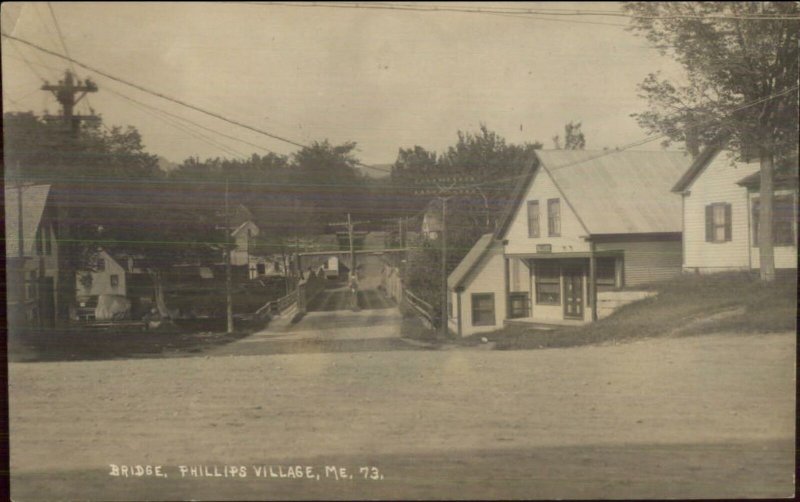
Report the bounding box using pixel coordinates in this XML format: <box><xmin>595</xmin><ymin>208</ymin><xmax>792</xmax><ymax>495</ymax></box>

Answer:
<box><xmin>562</xmin><ymin>266</ymin><xmax>584</xmax><ymax>319</ymax></box>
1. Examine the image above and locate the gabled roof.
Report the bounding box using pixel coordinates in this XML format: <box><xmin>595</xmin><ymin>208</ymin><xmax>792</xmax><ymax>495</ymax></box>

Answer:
<box><xmin>496</xmin><ymin>150</ymin><xmax>690</xmax><ymax>238</ymax></box>
<box><xmin>231</xmin><ymin>220</ymin><xmax>259</xmax><ymax>237</ymax></box>
<box><xmin>737</xmin><ymin>170</ymin><xmax>799</xmax><ymax>189</ymax></box>
<box><xmin>671</xmin><ymin>135</ymin><xmax>732</xmax><ymax>193</ymax></box>
<box><xmin>671</xmin><ymin>144</ymin><xmax>724</xmax><ymax>193</ymax></box>
<box><xmin>447</xmin><ymin>233</ymin><xmax>496</xmax><ymax>290</ymax></box>
<box><xmin>5</xmin><ymin>184</ymin><xmax>52</xmax><ymax>258</ymax></box>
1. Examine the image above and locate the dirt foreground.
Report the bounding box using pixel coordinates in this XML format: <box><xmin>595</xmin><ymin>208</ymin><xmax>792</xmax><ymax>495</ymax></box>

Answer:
<box><xmin>9</xmin><ymin>332</ymin><xmax>796</xmax><ymax>500</ymax></box>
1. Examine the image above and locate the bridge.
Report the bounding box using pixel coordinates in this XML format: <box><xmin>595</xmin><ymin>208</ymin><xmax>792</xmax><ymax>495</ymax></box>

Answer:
<box><xmin>297</xmin><ymin>248</ymin><xmax>407</xmax><ymax>279</ymax></box>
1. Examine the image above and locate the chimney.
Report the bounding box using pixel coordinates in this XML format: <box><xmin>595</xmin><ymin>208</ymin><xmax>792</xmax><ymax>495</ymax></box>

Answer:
<box><xmin>685</xmin><ymin>122</ymin><xmax>700</xmax><ymax>158</ymax></box>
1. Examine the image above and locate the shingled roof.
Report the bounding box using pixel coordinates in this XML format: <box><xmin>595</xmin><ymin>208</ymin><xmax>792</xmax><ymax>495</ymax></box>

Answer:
<box><xmin>495</xmin><ymin>150</ymin><xmax>691</xmax><ymax>238</ymax></box>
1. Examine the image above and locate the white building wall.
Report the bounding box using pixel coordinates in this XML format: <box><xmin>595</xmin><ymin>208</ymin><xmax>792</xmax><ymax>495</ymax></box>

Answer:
<box><xmin>682</xmin><ymin>151</ymin><xmax>759</xmax><ymax>272</ymax></box>
<box><xmin>452</xmin><ymin>245</ymin><xmax>507</xmax><ymax>337</ymax></box>
<box><xmin>76</xmin><ymin>250</ymin><xmax>127</xmax><ymax>298</ymax></box>
<box><xmin>504</xmin><ymin>169</ymin><xmax>590</xmax><ymax>255</ymax></box>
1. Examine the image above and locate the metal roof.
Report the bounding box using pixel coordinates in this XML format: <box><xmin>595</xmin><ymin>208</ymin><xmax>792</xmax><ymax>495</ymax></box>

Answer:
<box><xmin>539</xmin><ymin>150</ymin><xmax>691</xmax><ymax>235</ymax></box>
<box><xmin>4</xmin><ymin>184</ymin><xmax>52</xmax><ymax>258</ymax></box>
<box><xmin>447</xmin><ymin>233</ymin><xmax>497</xmax><ymax>290</ymax></box>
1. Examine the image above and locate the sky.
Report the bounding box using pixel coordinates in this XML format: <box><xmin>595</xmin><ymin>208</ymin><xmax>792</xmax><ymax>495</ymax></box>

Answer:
<box><xmin>1</xmin><ymin>2</ymin><xmax>689</xmax><ymax>173</ymax></box>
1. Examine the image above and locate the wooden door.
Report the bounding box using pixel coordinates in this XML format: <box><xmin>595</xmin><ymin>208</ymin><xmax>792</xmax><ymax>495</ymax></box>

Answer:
<box><xmin>563</xmin><ymin>266</ymin><xmax>584</xmax><ymax>319</ymax></box>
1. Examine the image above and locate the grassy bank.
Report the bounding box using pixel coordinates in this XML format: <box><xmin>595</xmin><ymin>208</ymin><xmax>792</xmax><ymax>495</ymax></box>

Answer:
<box><xmin>471</xmin><ymin>272</ymin><xmax>796</xmax><ymax>350</ymax></box>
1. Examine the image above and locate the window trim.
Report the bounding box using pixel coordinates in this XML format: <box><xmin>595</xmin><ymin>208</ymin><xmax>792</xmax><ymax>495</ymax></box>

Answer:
<box><xmin>535</xmin><ymin>261</ymin><xmax>561</xmax><ymax>305</ymax></box>
<box><xmin>704</xmin><ymin>202</ymin><xmax>732</xmax><ymax>243</ymax></box>
<box><xmin>110</xmin><ymin>274</ymin><xmax>120</xmax><ymax>288</ymax></box>
<box><xmin>471</xmin><ymin>293</ymin><xmax>496</xmax><ymax>327</ymax></box>
<box><xmin>547</xmin><ymin>198</ymin><xmax>561</xmax><ymax>237</ymax></box>
<box><xmin>752</xmin><ymin>195</ymin><xmax>797</xmax><ymax>247</ymax></box>
<box><xmin>508</xmin><ymin>291</ymin><xmax>530</xmax><ymax>319</ymax></box>
<box><xmin>527</xmin><ymin>200</ymin><xmax>540</xmax><ymax>238</ymax></box>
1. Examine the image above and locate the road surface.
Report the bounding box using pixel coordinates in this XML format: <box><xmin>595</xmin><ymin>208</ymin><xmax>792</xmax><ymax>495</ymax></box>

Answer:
<box><xmin>8</xmin><ymin>332</ymin><xmax>795</xmax><ymax>500</ymax></box>
<box><xmin>211</xmin><ymin>286</ymin><xmax>415</xmax><ymax>357</ymax></box>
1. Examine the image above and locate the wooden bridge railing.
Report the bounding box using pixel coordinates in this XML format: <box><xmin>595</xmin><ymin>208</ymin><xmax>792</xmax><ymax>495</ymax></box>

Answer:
<box><xmin>403</xmin><ymin>289</ymin><xmax>436</xmax><ymax>328</ymax></box>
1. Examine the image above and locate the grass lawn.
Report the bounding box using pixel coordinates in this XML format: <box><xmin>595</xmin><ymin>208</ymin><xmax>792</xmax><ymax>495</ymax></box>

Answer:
<box><xmin>7</xmin><ymin>318</ymin><xmax>265</xmax><ymax>363</ymax></box>
<box><xmin>470</xmin><ymin>272</ymin><xmax>796</xmax><ymax>350</ymax></box>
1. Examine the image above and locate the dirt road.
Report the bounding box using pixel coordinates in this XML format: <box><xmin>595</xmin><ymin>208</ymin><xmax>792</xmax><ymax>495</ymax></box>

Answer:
<box><xmin>9</xmin><ymin>332</ymin><xmax>795</xmax><ymax>500</ymax></box>
<box><xmin>212</xmin><ymin>287</ymin><xmax>413</xmax><ymax>357</ymax></box>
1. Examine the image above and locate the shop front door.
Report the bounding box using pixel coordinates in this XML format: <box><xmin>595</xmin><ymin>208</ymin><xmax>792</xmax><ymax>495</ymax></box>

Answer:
<box><xmin>563</xmin><ymin>266</ymin><xmax>584</xmax><ymax>319</ymax></box>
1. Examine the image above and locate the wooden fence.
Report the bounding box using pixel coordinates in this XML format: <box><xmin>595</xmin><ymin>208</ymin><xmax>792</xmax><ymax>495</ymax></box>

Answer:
<box><xmin>404</xmin><ymin>289</ymin><xmax>436</xmax><ymax>328</ymax></box>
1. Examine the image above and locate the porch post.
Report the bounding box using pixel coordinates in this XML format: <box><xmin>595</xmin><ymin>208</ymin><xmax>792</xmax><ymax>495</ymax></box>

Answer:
<box><xmin>456</xmin><ymin>288</ymin><xmax>463</xmax><ymax>337</ymax></box>
<box><xmin>503</xmin><ymin>256</ymin><xmax>511</xmax><ymax>319</ymax></box>
<box><xmin>589</xmin><ymin>242</ymin><xmax>598</xmax><ymax>321</ymax></box>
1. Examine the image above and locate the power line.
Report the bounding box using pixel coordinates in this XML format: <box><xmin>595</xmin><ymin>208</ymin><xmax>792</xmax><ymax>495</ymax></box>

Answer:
<box><xmin>46</xmin><ymin>2</ymin><xmax>78</xmax><ymax>76</ymax></box>
<box><xmin>0</xmin><ymin>31</ymin><xmax>304</xmax><ymax>146</ymax></box>
<box><xmin>47</xmin><ymin>1</ymin><xmax>98</xmax><ymax>117</ymax></box>
<box><xmin>6</xmin><ymin>40</ymin><xmax>47</xmax><ymax>82</ymax></box>
<box><xmin>2</xmin><ymin>31</ymin><xmax>393</xmax><ymax>173</ymax></box>
<box><xmin>248</xmin><ymin>2</ymin><xmax>800</xmax><ymax>21</ymax></box>
<box><xmin>121</xmin><ymin>95</ymin><xmax>250</xmax><ymax>160</ymax></box>
<box><xmin>103</xmin><ymin>84</ymin><xmax>277</xmax><ymax>157</ymax></box>
<box><xmin>32</xmin><ymin>2</ymin><xmax>63</xmax><ymax>51</ymax></box>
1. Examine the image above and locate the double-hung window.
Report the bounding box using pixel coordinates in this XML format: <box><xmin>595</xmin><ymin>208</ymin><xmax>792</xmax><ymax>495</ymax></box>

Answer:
<box><xmin>471</xmin><ymin>293</ymin><xmax>495</xmax><ymax>326</ymax></box>
<box><xmin>705</xmin><ymin>203</ymin><xmax>731</xmax><ymax>243</ymax></box>
<box><xmin>752</xmin><ymin>195</ymin><xmax>797</xmax><ymax>246</ymax></box>
<box><xmin>547</xmin><ymin>199</ymin><xmax>561</xmax><ymax>237</ymax></box>
<box><xmin>527</xmin><ymin>201</ymin><xmax>540</xmax><ymax>238</ymax></box>
<box><xmin>535</xmin><ymin>261</ymin><xmax>560</xmax><ymax>304</ymax></box>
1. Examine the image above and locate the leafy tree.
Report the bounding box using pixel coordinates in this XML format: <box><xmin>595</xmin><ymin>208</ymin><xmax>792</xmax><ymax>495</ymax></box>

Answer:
<box><xmin>552</xmin><ymin>121</ymin><xmax>586</xmax><ymax>150</ymax></box>
<box><xmin>394</xmin><ymin>125</ymin><xmax>543</xmax><ymax>316</ymax></box>
<box><xmin>4</xmin><ymin>112</ymin><xmax>224</xmax><ymax>320</ymax></box>
<box><xmin>624</xmin><ymin>1</ymin><xmax>799</xmax><ymax>281</ymax></box>
<box><xmin>291</xmin><ymin>140</ymin><xmax>368</xmax><ymax>224</ymax></box>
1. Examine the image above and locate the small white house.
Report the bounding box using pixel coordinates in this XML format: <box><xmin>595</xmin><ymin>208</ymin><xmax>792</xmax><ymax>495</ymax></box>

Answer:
<box><xmin>671</xmin><ymin>145</ymin><xmax>797</xmax><ymax>273</ymax></box>
<box><xmin>76</xmin><ymin>249</ymin><xmax>128</xmax><ymax>299</ymax></box>
<box><xmin>230</xmin><ymin>220</ymin><xmax>259</xmax><ymax>267</ymax></box>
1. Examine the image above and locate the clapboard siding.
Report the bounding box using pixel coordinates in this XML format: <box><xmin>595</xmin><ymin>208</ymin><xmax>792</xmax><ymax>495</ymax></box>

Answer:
<box><xmin>682</xmin><ymin>151</ymin><xmax>759</xmax><ymax>271</ymax></box>
<box><xmin>504</xmin><ymin>169</ymin><xmax>590</xmax><ymax>256</ymax></box>
<box><xmin>449</xmin><ymin>244</ymin><xmax>507</xmax><ymax>336</ymax></box>
<box><xmin>595</xmin><ymin>239</ymin><xmax>682</xmax><ymax>286</ymax></box>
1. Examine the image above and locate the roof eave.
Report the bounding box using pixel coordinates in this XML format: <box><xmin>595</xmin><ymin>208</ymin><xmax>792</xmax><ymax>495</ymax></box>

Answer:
<box><xmin>671</xmin><ymin>143</ymin><xmax>724</xmax><ymax>193</ymax></box>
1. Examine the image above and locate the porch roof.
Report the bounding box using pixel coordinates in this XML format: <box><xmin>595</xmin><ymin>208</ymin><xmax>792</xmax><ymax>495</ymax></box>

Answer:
<box><xmin>505</xmin><ymin>250</ymin><xmax>622</xmax><ymax>260</ymax></box>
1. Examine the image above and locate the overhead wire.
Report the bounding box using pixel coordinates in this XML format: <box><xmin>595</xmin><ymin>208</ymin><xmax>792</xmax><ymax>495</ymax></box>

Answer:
<box><xmin>1</xmin><ymin>32</ymin><xmax>393</xmax><ymax>173</ymax></box>
<box><xmin>102</xmin><ymin>84</ymin><xmax>276</xmax><ymax>157</ymax></box>
<box><xmin>46</xmin><ymin>1</ymin><xmax>98</xmax><ymax>119</ymax></box>
<box><xmin>249</xmin><ymin>2</ymin><xmax>800</xmax><ymax>21</ymax></box>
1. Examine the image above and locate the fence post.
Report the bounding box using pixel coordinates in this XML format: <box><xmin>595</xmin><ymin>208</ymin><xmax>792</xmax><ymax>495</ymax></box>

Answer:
<box><xmin>297</xmin><ymin>280</ymin><xmax>307</xmax><ymax>315</ymax></box>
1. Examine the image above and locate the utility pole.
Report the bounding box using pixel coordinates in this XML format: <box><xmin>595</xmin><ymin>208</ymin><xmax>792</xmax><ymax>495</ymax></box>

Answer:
<box><xmin>347</xmin><ymin>213</ymin><xmax>356</xmax><ymax>276</ymax></box>
<box><xmin>17</xmin><ymin>182</ymin><xmax>26</xmax><ymax>326</ymax></box>
<box><xmin>41</xmin><ymin>70</ymin><xmax>98</xmax><ymax>137</ymax></box>
<box><xmin>225</xmin><ymin>178</ymin><xmax>234</xmax><ymax>334</ymax></box>
<box><xmin>439</xmin><ymin>197</ymin><xmax>449</xmax><ymax>338</ymax></box>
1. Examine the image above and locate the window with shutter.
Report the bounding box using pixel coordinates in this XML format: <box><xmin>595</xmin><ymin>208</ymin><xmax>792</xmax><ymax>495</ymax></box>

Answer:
<box><xmin>706</xmin><ymin>203</ymin><xmax>731</xmax><ymax>243</ymax></box>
